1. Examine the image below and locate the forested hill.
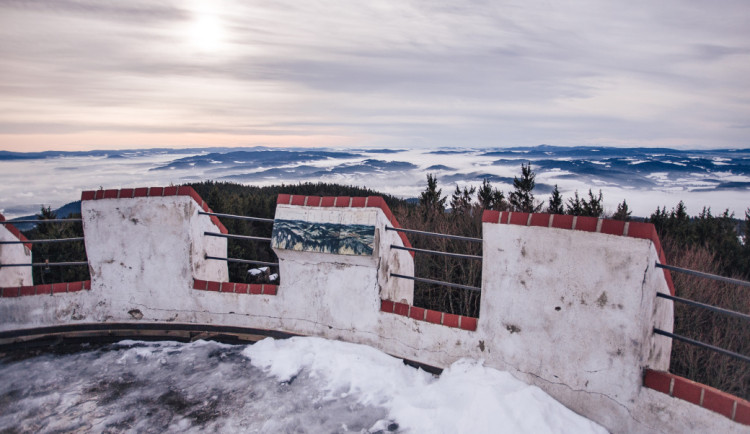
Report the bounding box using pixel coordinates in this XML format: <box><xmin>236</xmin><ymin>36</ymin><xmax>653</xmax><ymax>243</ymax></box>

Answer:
<box><xmin>188</xmin><ymin>181</ymin><xmax>408</xmax><ymax>221</ymax></box>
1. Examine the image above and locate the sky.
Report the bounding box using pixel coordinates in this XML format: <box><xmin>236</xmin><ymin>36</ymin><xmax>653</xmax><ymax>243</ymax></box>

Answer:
<box><xmin>0</xmin><ymin>0</ymin><xmax>749</xmax><ymax>152</ymax></box>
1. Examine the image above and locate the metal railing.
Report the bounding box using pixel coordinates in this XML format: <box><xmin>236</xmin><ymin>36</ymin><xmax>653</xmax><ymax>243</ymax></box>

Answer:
<box><xmin>0</xmin><ymin>219</ymin><xmax>82</xmax><ymax>224</ymax></box>
<box><xmin>390</xmin><ymin>273</ymin><xmax>481</xmax><ymax>292</ymax></box>
<box><xmin>0</xmin><ymin>218</ymin><xmax>87</xmax><ymax>270</ymax></box>
<box><xmin>654</xmin><ymin>329</ymin><xmax>750</xmax><ymax>364</ymax></box>
<box><xmin>204</xmin><ymin>232</ymin><xmax>271</xmax><ymax>243</ymax></box>
<box><xmin>654</xmin><ymin>262</ymin><xmax>750</xmax><ymax>364</ymax></box>
<box><xmin>655</xmin><ymin>292</ymin><xmax>750</xmax><ymax>321</ymax></box>
<box><xmin>0</xmin><ymin>261</ymin><xmax>88</xmax><ymax>268</ymax></box>
<box><xmin>390</xmin><ymin>244</ymin><xmax>482</xmax><ymax>260</ymax></box>
<box><xmin>385</xmin><ymin>226</ymin><xmax>482</xmax><ymax>243</ymax></box>
<box><xmin>205</xmin><ymin>255</ymin><xmax>278</xmax><ymax>268</ymax></box>
<box><xmin>0</xmin><ymin>237</ymin><xmax>84</xmax><ymax>245</ymax></box>
<box><xmin>199</xmin><ymin>211</ymin><xmax>278</xmax><ymax>281</ymax></box>
<box><xmin>386</xmin><ymin>226</ymin><xmax>482</xmax><ymax>293</ymax></box>
<box><xmin>656</xmin><ymin>263</ymin><xmax>750</xmax><ymax>288</ymax></box>
<box><xmin>198</xmin><ymin>211</ymin><xmax>274</xmax><ymax>224</ymax></box>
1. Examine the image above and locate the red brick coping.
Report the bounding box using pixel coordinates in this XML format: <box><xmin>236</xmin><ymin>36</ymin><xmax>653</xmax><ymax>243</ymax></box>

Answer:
<box><xmin>380</xmin><ymin>299</ymin><xmax>478</xmax><ymax>331</ymax></box>
<box><xmin>482</xmin><ymin>210</ymin><xmax>675</xmax><ymax>296</ymax></box>
<box><xmin>0</xmin><ymin>213</ymin><xmax>32</xmax><ymax>250</ymax></box>
<box><xmin>277</xmin><ymin>195</ymin><xmax>474</xmax><ymax>328</ymax></box>
<box><xmin>193</xmin><ymin>279</ymin><xmax>278</xmax><ymax>296</ymax></box>
<box><xmin>276</xmin><ymin>194</ymin><xmax>414</xmax><ymax>257</ymax></box>
<box><xmin>644</xmin><ymin>369</ymin><xmax>750</xmax><ymax>425</ymax></box>
<box><xmin>81</xmin><ymin>186</ymin><xmax>228</xmax><ymax>234</ymax></box>
<box><xmin>0</xmin><ymin>280</ymin><xmax>92</xmax><ymax>298</ymax></box>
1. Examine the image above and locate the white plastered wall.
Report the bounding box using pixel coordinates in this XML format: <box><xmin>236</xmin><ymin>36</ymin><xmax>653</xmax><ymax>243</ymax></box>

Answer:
<box><xmin>478</xmin><ymin>222</ymin><xmax>683</xmax><ymax>432</ymax></box>
<box><xmin>1</xmin><ymin>199</ymin><xmax>745</xmax><ymax>433</ymax></box>
<box><xmin>273</xmin><ymin>204</ymin><xmax>413</xmax><ymax>306</ymax></box>
<box><xmin>0</xmin><ymin>224</ymin><xmax>32</xmax><ymax>287</ymax></box>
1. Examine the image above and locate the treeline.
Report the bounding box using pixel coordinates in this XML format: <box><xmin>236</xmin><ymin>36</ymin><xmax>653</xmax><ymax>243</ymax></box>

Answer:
<box><xmin>187</xmin><ymin>181</ymin><xmax>406</xmax><ymax>283</ymax></box>
<box><xmin>649</xmin><ymin>203</ymin><xmax>749</xmax><ymax>399</ymax></box>
<box><xmin>21</xmin><ymin>206</ymin><xmax>89</xmax><ymax>284</ymax></box>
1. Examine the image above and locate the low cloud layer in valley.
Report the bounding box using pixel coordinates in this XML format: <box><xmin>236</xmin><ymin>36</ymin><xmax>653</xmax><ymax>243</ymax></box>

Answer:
<box><xmin>1</xmin><ymin>146</ymin><xmax>747</xmax><ymax>219</ymax></box>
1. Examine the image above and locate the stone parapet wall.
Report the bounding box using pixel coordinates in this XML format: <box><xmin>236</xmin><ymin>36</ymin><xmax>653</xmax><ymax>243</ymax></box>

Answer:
<box><xmin>0</xmin><ymin>213</ymin><xmax>33</xmax><ymax>288</ymax></box>
<box><xmin>0</xmin><ymin>188</ymin><xmax>746</xmax><ymax>433</ymax></box>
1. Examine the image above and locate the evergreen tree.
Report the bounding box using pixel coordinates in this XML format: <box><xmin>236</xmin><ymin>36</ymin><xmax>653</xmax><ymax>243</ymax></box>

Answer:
<box><xmin>674</xmin><ymin>200</ymin><xmax>688</xmax><ymax>221</ymax></box>
<box><xmin>564</xmin><ymin>189</ymin><xmax>603</xmax><ymax>217</ymax></box>
<box><xmin>25</xmin><ymin>206</ymin><xmax>88</xmax><ymax>284</ymax></box>
<box><xmin>419</xmin><ymin>174</ymin><xmax>447</xmax><ymax>215</ymax></box>
<box><xmin>450</xmin><ymin>184</ymin><xmax>476</xmax><ymax>215</ymax></box>
<box><xmin>509</xmin><ymin>163</ymin><xmax>540</xmax><ymax>213</ymax></box>
<box><xmin>650</xmin><ymin>206</ymin><xmax>668</xmax><ymax>228</ymax></box>
<box><xmin>741</xmin><ymin>209</ymin><xmax>750</xmax><ymax>272</ymax></box>
<box><xmin>451</xmin><ymin>185</ymin><xmax>462</xmax><ymax>210</ymax></box>
<box><xmin>582</xmin><ymin>189</ymin><xmax>604</xmax><ymax>217</ymax></box>
<box><xmin>612</xmin><ymin>199</ymin><xmax>631</xmax><ymax>221</ymax></box>
<box><xmin>566</xmin><ymin>191</ymin><xmax>584</xmax><ymax>216</ymax></box>
<box><xmin>492</xmin><ymin>190</ymin><xmax>506</xmax><ymax>211</ymax></box>
<box><xmin>477</xmin><ymin>178</ymin><xmax>505</xmax><ymax>210</ymax></box>
<box><xmin>547</xmin><ymin>185</ymin><xmax>564</xmax><ymax>214</ymax></box>
<box><xmin>648</xmin><ymin>201</ymin><xmax>748</xmax><ymax>277</ymax></box>
<box><xmin>477</xmin><ymin>179</ymin><xmax>493</xmax><ymax>208</ymax></box>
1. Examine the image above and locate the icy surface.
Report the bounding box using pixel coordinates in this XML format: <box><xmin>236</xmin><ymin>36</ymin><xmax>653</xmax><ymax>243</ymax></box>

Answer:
<box><xmin>0</xmin><ymin>337</ymin><xmax>606</xmax><ymax>433</ymax></box>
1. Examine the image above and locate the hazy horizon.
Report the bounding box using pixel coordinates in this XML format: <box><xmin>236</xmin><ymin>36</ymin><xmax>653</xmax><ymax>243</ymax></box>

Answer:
<box><xmin>2</xmin><ymin>143</ymin><xmax>750</xmax><ymax>154</ymax></box>
<box><xmin>1</xmin><ymin>145</ymin><xmax>747</xmax><ymax>220</ymax></box>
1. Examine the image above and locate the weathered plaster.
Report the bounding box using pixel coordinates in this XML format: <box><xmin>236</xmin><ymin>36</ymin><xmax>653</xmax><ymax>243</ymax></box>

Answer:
<box><xmin>0</xmin><ymin>195</ymin><xmax>745</xmax><ymax>433</ymax></box>
<box><xmin>0</xmin><ymin>224</ymin><xmax>32</xmax><ymax>287</ymax></box>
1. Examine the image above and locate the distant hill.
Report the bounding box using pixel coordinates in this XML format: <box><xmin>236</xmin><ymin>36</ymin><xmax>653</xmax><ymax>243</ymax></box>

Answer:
<box><xmin>10</xmin><ymin>201</ymin><xmax>81</xmax><ymax>231</ymax></box>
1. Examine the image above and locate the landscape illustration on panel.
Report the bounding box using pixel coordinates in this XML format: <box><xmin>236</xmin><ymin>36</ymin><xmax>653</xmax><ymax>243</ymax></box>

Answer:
<box><xmin>271</xmin><ymin>219</ymin><xmax>375</xmax><ymax>256</ymax></box>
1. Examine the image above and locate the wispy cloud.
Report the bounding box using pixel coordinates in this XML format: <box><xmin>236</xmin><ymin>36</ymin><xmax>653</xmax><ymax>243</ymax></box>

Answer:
<box><xmin>0</xmin><ymin>1</ymin><xmax>749</xmax><ymax>150</ymax></box>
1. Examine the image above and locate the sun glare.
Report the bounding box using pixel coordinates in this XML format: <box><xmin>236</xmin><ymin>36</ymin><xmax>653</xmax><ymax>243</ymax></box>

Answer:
<box><xmin>187</xmin><ymin>8</ymin><xmax>225</xmax><ymax>52</ymax></box>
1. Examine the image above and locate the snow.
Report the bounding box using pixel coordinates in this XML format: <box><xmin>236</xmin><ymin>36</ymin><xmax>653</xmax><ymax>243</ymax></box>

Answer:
<box><xmin>245</xmin><ymin>337</ymin><xmax>606</xmax><ymax>433</ymax></box>
<box><xmin>248</xmin><ymin>267</ymin><xmax>270</xmax><ymax>277</ymax></box>
<box><xmin>0</xmin><ymin>336</ymin><xmax>605</xmax><ymax>433</ymax></box>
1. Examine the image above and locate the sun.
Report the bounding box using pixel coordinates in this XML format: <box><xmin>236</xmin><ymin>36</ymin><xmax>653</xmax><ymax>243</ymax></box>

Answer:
<box><xmin>187</xmin><ymin>9</ymin><xmax>225</xmax><ymax>52</ymax></box>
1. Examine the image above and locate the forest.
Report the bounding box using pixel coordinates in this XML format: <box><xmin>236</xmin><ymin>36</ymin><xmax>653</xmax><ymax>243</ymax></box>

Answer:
<box><xmin>18</xmin><ymin>164</ymin><xmax>749</xmax><ymax>399</ymax></box>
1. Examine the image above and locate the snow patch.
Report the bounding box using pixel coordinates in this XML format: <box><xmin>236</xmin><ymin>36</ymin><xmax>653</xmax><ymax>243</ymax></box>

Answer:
<box><xmin>244</xmin><ymin>337</ymin><xmax>606</xmax><ymax>433</ymax></box>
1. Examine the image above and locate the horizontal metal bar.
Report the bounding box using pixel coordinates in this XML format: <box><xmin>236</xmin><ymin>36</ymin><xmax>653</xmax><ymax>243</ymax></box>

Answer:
<box><xmin>0</xmin><ymin>237</ymin><xmax>84</xmax><ymax>245</ymax></box>
<box><xmin>0</xmin><ymin>322</ymin><xmax>299</xmax><ymax>344</ymax></box>
<box><xmin>0</xmin><ymin>219</ymin><xmax>81</xmax><ymax>224</ymax></box>
<box><xmin>391</xmin><ymin>244</ymin><xmax>482</xmax><ymax>260</ymax></box>
<box><xmin>0</xmin><ymin>261</ymin><xmax>88</xmax><ymax>268</ymax></box>
<box><xmin>390</xmin><ymin>273</ymin><xmax>481</xmax><ymax>292</ymax></box>
<box><xmin>198</xmin><ymin>211</ymin><xmax>274</xmax><ymax>224</ymax></box>
<box><xmin>656</xmin><ymin>263</ymin><xmax>750</xmax><ymax>288</ymax></box>
<box><xmin>204</xmin><ymin>232</ymin><xmax>271</xmax><ymax>243</ymax></box>
<box><xmin>656</xmin><ymin>292</ymin><xmax>750</xmax><ymax>322</ymax></box>
<box><xmin>205</xmin><ymin>255</ymin><xmax>278</xmax><ymax>268</ymax></box>
<box><xmin>386</xmin><ymin>226</ymin><xmax>482</xmax><ymax>243</ymax></box>
<box><xmin>653</xmin><ymin>328</ymin><xmax>750</xmax><ymax>364</ymax></box>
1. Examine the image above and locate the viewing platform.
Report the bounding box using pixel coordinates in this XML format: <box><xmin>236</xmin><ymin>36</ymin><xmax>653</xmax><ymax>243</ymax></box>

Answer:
<box><xmin>1</xmin><ymin>186</ymin><xmax>748</xmax><ymax>433</ymax></box>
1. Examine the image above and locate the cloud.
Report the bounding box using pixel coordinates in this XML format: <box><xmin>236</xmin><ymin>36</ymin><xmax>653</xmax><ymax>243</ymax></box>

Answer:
<box><xmin>0</xmin><ymin>0</ymin><xmax>188</xmax><ymax>22</ymax></box>
<box><xmin>0</xmin><ymin>1</ymin><xmax>749</xmax><ymax>150</ymax></box>
<box><xmin>1</xmin><ymin>146</ymin><xmax>747</xmax><ymax>220</ymax></box>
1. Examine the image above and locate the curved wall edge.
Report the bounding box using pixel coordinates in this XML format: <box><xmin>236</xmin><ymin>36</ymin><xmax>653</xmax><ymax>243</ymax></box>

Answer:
<box><xmin>0</xmin><ymin>188</ymin><xmax>745</xmax><ymax>433</ymax></box>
